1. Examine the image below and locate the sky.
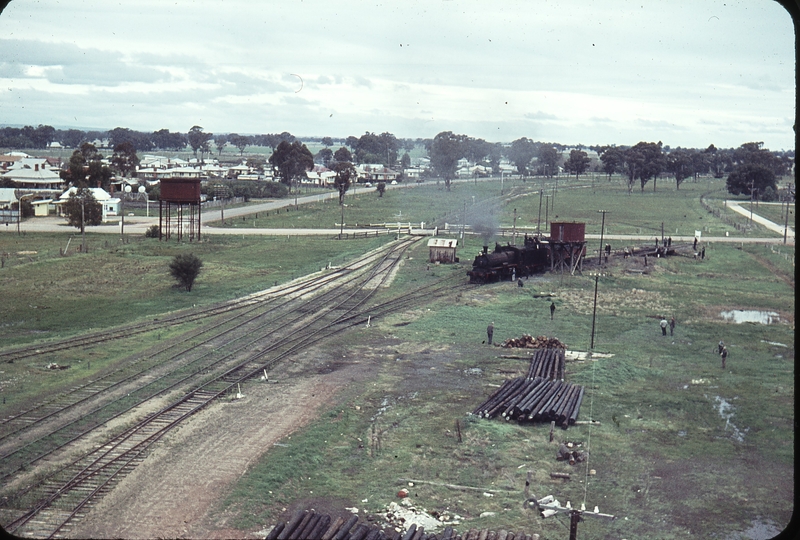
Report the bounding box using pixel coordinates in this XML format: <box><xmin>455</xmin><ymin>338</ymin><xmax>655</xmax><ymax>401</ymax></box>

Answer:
<box><xmin>0</xmin><ymin>0</ymin><xmax>795</xmax><ymax>150</ymax></box>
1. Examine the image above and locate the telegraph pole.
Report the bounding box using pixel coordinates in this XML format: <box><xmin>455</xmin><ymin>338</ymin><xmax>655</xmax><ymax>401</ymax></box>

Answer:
<box><xmin>590</xmin><ymin>274</ymin><xmax>600</xmax><ymax>349</ymax></box>
<box><xmin>512</xmin><ymin>208</ymin><xmax>517</xmax><ymax>245</ymax></box>
<box><xmin>530</xmin><ymin>494</ymin><xmax>615</xmax><ymax>540</ymax></box>
<box><xmin>537</xmin><ymin>189</ymin><xmax>544</xmax><ymax>234</ymax></box>
<box><xmin>597</xmin><ymin>210</ymin><xmax>609</xmax><ymax>264</ymax></box>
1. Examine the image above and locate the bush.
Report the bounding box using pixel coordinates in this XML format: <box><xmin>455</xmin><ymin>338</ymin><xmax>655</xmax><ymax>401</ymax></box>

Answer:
<box><xmin>145</xmin><ymin>225</ymin><xmax>160</xmax><ymax>238</ymax></box>
<box><xmin>169</xmin><ymin>253</ymin><xmax>203</xmax><ymax>291</ymax></box>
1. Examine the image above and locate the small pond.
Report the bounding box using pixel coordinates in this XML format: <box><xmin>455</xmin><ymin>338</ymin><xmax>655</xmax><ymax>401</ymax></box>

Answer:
<box><xmin>720</xmin><ymin>310</ymin><xmax>780</xmax><ymax>324</ymax></box>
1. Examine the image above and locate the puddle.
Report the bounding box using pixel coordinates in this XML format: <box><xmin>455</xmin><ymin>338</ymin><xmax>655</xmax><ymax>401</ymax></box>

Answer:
<box><xmin>720</xmin><ymin>310</ymin><xmax>780</xmax><ymax>324</ymax></box>
<box><xmin>711</xmin><ymin>395</ymin><xmax>748</xmax><ymax>442</ymax></box>
<box><xmin>723</xmin><ymin>517</ymin><xmax>784</xmax><ymax>539</ymax></box>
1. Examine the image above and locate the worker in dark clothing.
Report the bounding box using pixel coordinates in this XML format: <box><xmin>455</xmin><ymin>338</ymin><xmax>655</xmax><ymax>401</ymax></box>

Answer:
<box><xmin>669</xmin><ymin>317</ymin><xmax>676</xmax><ymax>336</ymax></box>
<box><xmin>720</xmin><ymin>346</ymin><xmax>728</xmax><ymax>368</ymax></box>
<box><xmin>701</xmin><ymin>247</ymin><xmax>706</xmax><ymax>260</ymax></box>
<box><xmin>550</xmin><ymin>301</ymin><xmax>556</xmax><ymax>320</ymax></box>
<box><xmin>718</xmin><ymin>340</ymin><xmax>725</xmax><ymax>354</ymax></box>
<box><xmin>487</xmin><ymin>322</ymin><xmax>494</xmax><ymax>345</ymax></box>
<box><xmin>605</xmin><ymin>244</ymin><xmax>611</xmax><ymax>256</ymax></box>
<box><xmin>517</xmin><ymin>278</ymin><xmax>523</xmax><ymax>287</ymax></box>
<box><xmin>667</xmin><ymin>236</ymin><xmax>672</xmax><ymax>247</ymax></box>
<box><xmin>693</xmin><ymin>237</ymin><xmax>698</xmax><ymax>250</ymax></box>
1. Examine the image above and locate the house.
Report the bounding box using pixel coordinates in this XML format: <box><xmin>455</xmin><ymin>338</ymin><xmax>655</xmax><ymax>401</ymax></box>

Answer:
<box><xmin>31</xmin><ymin>199</ymin><xmax>53</xmax><ymax>217</ymax></box>
<box><xmin>403</xmin><ymin>166</ymin><xmax>425</xmax><ymax>182</ymax></box>
<box><xmin>57</xmin><ymin>187</ymin><xmax>120</xmax><ymax>222</ymax></box>
<box><xmin>0</xmin><ymin>164</ymin><xmax>63</xmax><ymax>191</ymax></box>
<box><xmin>356</xmin><ymin>164</ymin><xmax>399</xmax><ymax>183</ymax></box>
<box><xmin>305</xmin><ymin>165</ymin><xmax>336</xmax><ymax>186</ymax></box>
<box><xmin>427</xmin><ymin>238</ymin><xmax>458</xmax><ymax>263</ymax></box>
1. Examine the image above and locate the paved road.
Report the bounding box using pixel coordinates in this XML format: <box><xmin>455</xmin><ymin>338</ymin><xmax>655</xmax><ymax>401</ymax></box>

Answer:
<box><xmin>3</xmin><ymin>188</ymin><xmax>794</xmax><ymax>246</ymax></box>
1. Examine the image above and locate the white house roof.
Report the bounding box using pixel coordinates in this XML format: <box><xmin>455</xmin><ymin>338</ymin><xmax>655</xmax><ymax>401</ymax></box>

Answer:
<box><xmin>1</xmin><ymin>166</ymin><xmax>61</xmax><ymax>184</ymax></box>
<box><xmin>427</xmin><ymin>238</ymin><xmax>458</xmax><ymax>248</ymax></box>
<box><xmin>59</xmin><ymin>186</ymin><xmax>113</xmax><ymax>202</ymax></box>
<box><xmin>0</xmin><ymin>188</ymin><xmax>19</xmax><ymax>204</ymax></box>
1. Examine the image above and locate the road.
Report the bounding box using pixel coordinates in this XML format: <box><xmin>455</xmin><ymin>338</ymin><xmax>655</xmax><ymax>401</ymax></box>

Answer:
<box><xmin>2</xmin><ymin>187</ymin><xmax>794</xmax><ymax>246</ymax></box>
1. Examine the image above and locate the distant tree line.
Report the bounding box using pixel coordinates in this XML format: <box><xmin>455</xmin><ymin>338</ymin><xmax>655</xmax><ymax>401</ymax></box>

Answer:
<box><xmin>1</xmin><ymin>123</ymin><xmax>793</xmax><ymax>201</ymax></box>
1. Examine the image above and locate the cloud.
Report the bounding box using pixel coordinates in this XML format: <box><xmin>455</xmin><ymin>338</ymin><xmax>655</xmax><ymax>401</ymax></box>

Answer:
<box><xmin>524</xmin><ymin>111</ymin><xmax>559</xmax><ymax>121</ymax></box>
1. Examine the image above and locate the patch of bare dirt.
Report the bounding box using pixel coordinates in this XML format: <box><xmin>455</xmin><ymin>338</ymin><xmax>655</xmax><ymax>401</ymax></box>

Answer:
<box><xmin>70</xmin><ymin>347</ymin><xmax>381</xmax><ymax>540</ymax></box>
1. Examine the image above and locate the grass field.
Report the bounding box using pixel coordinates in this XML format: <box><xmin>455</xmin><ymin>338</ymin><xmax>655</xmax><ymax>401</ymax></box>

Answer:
<box><xmin>211</xmin><ymin>175</ymin><xmax>782</xmax><ymax>241</ymax></box>
<box><xmin>0</xmin><ymin>172</ymin><xmax>794</xmax><ymax>539</ymax></box>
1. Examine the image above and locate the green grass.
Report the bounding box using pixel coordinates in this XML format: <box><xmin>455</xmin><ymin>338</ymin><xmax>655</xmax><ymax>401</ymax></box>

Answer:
<box><xmin>0</xmin><ymin>170</ymin><xmax>794</xmax><ymax>539</ymax></box>
<box><xmin>0</xmin><ymin>232</ymin><xmax>388</xmax><ymax>346</ymax></box>
<box><xmin>218</xmin><ymin>238</ymin><xmax>793</xmax><ymax>539</ymax></box>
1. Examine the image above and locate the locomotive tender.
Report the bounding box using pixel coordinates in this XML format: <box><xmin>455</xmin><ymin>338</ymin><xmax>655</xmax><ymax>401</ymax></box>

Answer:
<box><xmin>467</xmin><ymin>235</ymin><xmax>549</xmax><ymax>283</ymax></box>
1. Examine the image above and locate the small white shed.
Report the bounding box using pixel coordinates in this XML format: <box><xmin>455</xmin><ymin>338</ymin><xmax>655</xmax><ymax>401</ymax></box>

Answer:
<box><xmin>427</xmin><ymin>238</ymin><xmax>458</xmax><ymax>263</ymax></box>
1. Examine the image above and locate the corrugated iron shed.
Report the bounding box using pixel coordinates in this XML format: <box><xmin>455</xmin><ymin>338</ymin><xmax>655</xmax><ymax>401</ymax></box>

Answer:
<box><xmin>427</xmin><ymin>238</ymin><xmax>458</xmax><ymax>264</ymax></box>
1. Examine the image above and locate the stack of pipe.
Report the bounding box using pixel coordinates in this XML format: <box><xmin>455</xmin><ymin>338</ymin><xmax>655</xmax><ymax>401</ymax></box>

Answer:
<box><xmin>525</xmin><ymin>348</ymin><xmax>566</xmax><ymax>380</ymax></box>
<box><xmin>472</xmin><ymin>376</ymin><xmax>585</xmax><ymax>428</ymax></box>
<box><xmin>265</xmin><ymin>509</ymin><xmax>542</xmax><ymax>540</ymax></box>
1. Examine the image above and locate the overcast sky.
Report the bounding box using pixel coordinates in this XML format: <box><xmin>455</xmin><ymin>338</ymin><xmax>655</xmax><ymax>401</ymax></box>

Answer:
<box><xmin>0</xmin><ymin>0</ymin><xmax>795</xmax><ymax>150</ymax></box>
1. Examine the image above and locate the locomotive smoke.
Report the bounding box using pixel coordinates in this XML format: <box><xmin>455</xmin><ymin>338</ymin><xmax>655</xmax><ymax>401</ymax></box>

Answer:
<box><xmin>468</xmin><ymin>206</ymin><xmax>499</xmax><ymax>244</ymax></box>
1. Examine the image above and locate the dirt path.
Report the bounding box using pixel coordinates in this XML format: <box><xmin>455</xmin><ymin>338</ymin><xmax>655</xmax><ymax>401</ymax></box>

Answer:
<box><xmin>71</xmin><ymin>348</ymin><xmax>378</xmax><ymax>539</ymax></box>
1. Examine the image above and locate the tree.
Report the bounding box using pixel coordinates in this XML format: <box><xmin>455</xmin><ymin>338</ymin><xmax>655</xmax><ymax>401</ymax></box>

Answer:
<box><xmin>332</xmin><ymin>161</ymin><xmax>356</xmax><ymax>204</ymax></box>
<box><xmin>508</xmin><ymin>137</ymin><xmax>537</xmax><ymax>176</ymax></box>
<box><xmin>563</xmin><ymin>149</ymin><xmax>591</xmax><ymax>179</ymax></box>
<box><xmin>377</xmin><ymin>182</ymin><xmax>386</xmax><ymax>197</ymax></box>
<box><xmin>537</xmin><ymin>145</ymin><xmax>560</xmax><ymax>177</ymax></box>
<box><xmin>187</xmin><ymin>126</ymin><xmax>213</xmax><ymax>160</ymax></box>
<box><xmin>31</xmin><ymin>124</ymin><xmax>56</xmax><ymax>148</ymax></box>
<box><xmin>599</xmin><ymin>146</ymin><xmax>623</xmax><ymax>180</ymax></box>
<box><xmin>215</xmin><ymin>134</ymin><xmax>228</xmax><ymax>156</ymax></box>
<box><xmin>726</xmin><ymin>163</ymin><xmax>776</xmax><ymax>197</ymax></box>
<box><xmin>400</xmin><ymin>152</ymin><xmax>411</xmax><ymax>170</ymax></box>
<box><xmin>229</xmin><ymin>133</ymin><xmax>251</xmax><ymax>156</ymax></box>
<box><xmin>152</xmin><ymin>129</ymin><xmax>186</xmax><ymax>151</ymax></box>
<box><xmin>169</xmin><ymin>253</ymin><xmax>203</xmax><ymax>292</ymax></box>
<box><xmin>111</xmin><ymin>141</ymin><xmax>139</xmax><ymax>178</ymax></box>
<box><xmin>268</xmin><ymin>140</ymin><xmax>314</xmax><ymax>188</ymax></box>
<box><xmin>316</xmin><ymin>148</ymin><xmax>333</xmax><ymax>166</ymax></box>
<box><xmin>624</xmin><ymin>142</ymin><xmax>664</xmax><ymax>193</ymax></box>
<box><xmin>429</xmin><ymin>131</ymin><xmax>466</xmax><ymax>191</ymax></box>
<box><xmin>321</xmin><ymin>136</ymin><xmax>333</xmax><ymax>147</ymax></box>
<box><xmin>665</xmin><ymin>148</ymin><xmax>694</xmax><ymax>190</ymax></box>
<box><xmin>333</xmin><ymin>146</ymin><xmax>352</xmax><ymax>163</ymax></box>
<box><xmin>63</xmin><ymin>188</ymin><xmax>103</xmax><ymax>233</ymax></box>
<box><xmin>61</xmin><ymin>143</ymin><xmax>111</xmax><ymax>188</ymax></box>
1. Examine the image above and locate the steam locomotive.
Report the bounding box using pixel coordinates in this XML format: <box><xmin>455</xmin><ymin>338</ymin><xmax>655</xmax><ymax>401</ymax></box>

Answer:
<box><xmin>467</xmin><ymin>235</ymin><xmax>550</xmax><ymax>283</ymax></box>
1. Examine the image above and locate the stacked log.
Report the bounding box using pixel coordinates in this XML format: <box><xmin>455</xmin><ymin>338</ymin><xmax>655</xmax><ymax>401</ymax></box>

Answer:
<box><xmin>525</xmin><ymin>348</ymin><xmax>565</xmax><ymax>380</ymax></box>
<box><xmin>500</xmin><ymin>335</ymin><xmax>566</xmax><ymax>350</ymax></box>
<box><xmin>265</xmin><ymin>509</ymin><xmax>541</xmax><ymax>540</ymax></box>
<box><xmin>472</xmin><ymin>376</ymin><xmax>584</xmax><ymax>428</ymax></box>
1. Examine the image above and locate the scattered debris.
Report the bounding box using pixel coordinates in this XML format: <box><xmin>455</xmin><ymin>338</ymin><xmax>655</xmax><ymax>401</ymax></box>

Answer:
<box><xmin>46</xmin><ymin>363</ymin><xmax>70</xmax><ymax>370</ymax></box>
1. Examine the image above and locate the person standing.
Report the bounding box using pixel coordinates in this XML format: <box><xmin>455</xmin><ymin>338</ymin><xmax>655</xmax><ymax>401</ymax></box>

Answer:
<box><xmin>701</xmin><ymin>246</ymin><xmax>706</xmax><ymax>260</ymax></box>
<box><xmin>720</xmin><ymin>346</ymin><xmax>728</xmax><ymax>368</ymax></box>
<box><xmin>550</xmin><ymin>301</ymin><xmax>556</xmax><ymax>320</ymax></box>
<box><xmin>718</xmin><ymin>340</ymin><xmax>725</xmax><ymax>354</ymax></box>
<box><xmin>669</xmin><ymin>316</ymin><xmax>676</xmax><ymax>336</ymax></box>
<box><xmin>487</xmin><ymin>322</ymin><xmax>494</xmax><ymax>345</ymax></box>
<box><xmin>660</xmin><ymin>318</ymin><xmax>668</xmax><ymax>336</ymax></box>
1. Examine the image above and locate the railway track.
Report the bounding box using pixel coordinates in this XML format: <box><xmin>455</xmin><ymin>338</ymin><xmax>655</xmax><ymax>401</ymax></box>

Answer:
<box><xmin>1</xmin><ymin>236</ymin><xmax>466</xmax><ymax>538</ymax></box>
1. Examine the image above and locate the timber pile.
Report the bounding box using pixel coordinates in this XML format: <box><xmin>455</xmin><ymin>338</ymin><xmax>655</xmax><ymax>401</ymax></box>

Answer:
<box><xmin>472</xmin><ymin>376</ymin><xmax>585</xmax><ymax>428</ymax></box>
<box><xmin>500</xmin><ymin>335</ymin><xmax>566</xmax><ymax>350</ymax></box>
<box><xmin>525</xmin><ymin>348</ymin><xmax>565</xmax><ymax>380</ymax></box>
<box><xmin>265</xmin><ymin>509</ymin><xmax>541</xmax><ymax>540</ymax></box>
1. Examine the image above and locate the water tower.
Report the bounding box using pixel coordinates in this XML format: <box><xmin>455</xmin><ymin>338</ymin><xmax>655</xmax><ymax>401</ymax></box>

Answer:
<box><xmin>159</xmin><ymin>177</ymin><xmax>202</xmax><ymax>241</ymax></box>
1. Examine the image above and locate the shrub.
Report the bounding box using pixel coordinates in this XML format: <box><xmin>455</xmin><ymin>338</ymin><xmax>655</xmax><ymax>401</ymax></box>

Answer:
<box><xmin>169</xmin><ymin>253</ymin><xmax>203</xmax><ymax>291</ymax></box>
<box><xmin>145</xmin><ymin>225</ymin><xmax>160</xmax><ymax>238</ymax></box>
